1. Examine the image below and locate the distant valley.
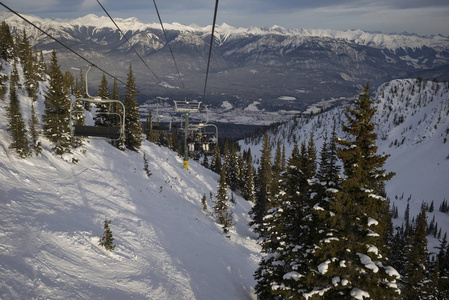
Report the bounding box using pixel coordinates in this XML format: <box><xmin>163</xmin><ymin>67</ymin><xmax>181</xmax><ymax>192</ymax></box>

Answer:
<box><xmin>2</xmin><ymin>12</ymin><xmax>449</xmax><ymax>125</ymax></box>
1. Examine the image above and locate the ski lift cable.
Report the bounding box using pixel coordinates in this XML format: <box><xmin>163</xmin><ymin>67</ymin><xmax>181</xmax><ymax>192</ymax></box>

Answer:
<box><xmin>0</xmin><ymin>1</ymin><xmax>151</xmax><ymax>98</ymax></box>
<box><xmin>202</xmin><ymin>0</ymin><xmax>219</xmax><ymax>104</ymax></box>
<box><xmin>96</xmin><ymin>0</ymin><xmax>170</xmax><ymax>93</ymax></box>
<box><xmin>152</xmin><ymin>0</ymin><xmax>186</xmax><ymax>91</ymax></box>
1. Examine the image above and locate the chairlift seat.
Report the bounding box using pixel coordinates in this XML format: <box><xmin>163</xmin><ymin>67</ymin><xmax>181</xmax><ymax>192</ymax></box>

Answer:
<box><xmin>74</xmin><ymin>125</ymin><xmax>121</xmax><ymax>139</ymax></box>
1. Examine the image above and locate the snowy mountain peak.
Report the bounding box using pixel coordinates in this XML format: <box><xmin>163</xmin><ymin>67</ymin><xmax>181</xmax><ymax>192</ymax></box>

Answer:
<box><xmin>2</xmin><ymin>12</ymin><xmax>448</xmax><ymax>51</ymax></box>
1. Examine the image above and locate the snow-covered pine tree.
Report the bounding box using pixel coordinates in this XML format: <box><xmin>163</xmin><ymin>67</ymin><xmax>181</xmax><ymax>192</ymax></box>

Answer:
<box><xmin>201</xmin><ymin>193</ymin><xmax>207</xmax><ymax>212</ymax></box>
<box><xmin>271</xmin><ymin>139</ymin><xmax>283</xmax><ymax>197</ymax></box>
<box><xmin>42</xmin><ymin>50</ymin><xmax>72</xmax><ymax>156</ymax></box>
<box><xmin>110</xmin><ymin>78</ymin><xmax>125</xmax><ymax>150</ymax></box>
<box><xmin>17</xmin><ymin>29</ymin><xmax>39</xmax><ymax>102</ymax></box>
<box><xmin>402</xmin><ymin>204</ymin><xmax>431</xmax><ymax>299</ymax></box>
<box><xmin>214</xmin><ymin>167</ymin><xmax>233</xmax><ymax>234</ymax></box>
<box><xmin>28</xmin><ymin>102</ymin><xmax>42</xmax><ymax>155</ymax></box>
<box><xmin>0</xmin><ymin>21</ymin><xmax>14</xmax><ymax>61</ymax></box>
<box><xmin>210</xmin><ymin>145</ymin><xmax>221</xmax><ymax>174</ymax></box>
<box><xmin>94</xmin><ymin>74</ymin><xmax>112</xmax><ymax>127</ymax></box>
<box><xmin>254</xmin><ymin>186</ymin><xmax>290</xmax><ymax>300</ymax></box>
<box><xmin>241</xmin><ymin>149</ymin><xmax>256</xmax><ymax>202</ymax></box>
<box><xmin>123</xmin><ymin>63</ymin><xmax>142</xmax><ymax>152</ymax></box>
<box><xmin>6</xmin><ymin>63</ymin><xmax>30</xmax><ymax>158</ymax></box>
<box><xmin>143</xmin><ymin>153</ymin><xmax>152</xmax><ymax>177</ymax></box>
<box><xmin>302</xmin><ymin>83</ymin><xmax>400</xmax><ymax>299</ymax></box>
<box><xmin>99</xmin><ymin>219</ymin><xmax>116</xmax><ymax>251</ymax></box>
<box><xmin>249</xmin><ymin>133</ymin><xmax>272</xmax><ymax>235</ymax></box>
<box><xmin>272</xmin><ymin>137</ymin><xmax>318</xmax><ymax>299</ymax></box>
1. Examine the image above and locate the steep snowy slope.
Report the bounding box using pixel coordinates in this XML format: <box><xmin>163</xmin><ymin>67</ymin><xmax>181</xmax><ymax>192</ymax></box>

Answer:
<box><xmin>240</xmin><ymin>78</ymin><xmax>449</xmax><ymax>252</ymax></box>
<box><xmin>0</xmin><ymin>69</ymin><xmax>259</xmax><ymax>298</ymax></box>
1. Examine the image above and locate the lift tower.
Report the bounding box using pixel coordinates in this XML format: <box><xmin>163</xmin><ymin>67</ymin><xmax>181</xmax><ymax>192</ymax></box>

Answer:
<box><xmin>173</xmin><ymin>100</ymin><xmax>201</xmax><ymax>169</ymax></box>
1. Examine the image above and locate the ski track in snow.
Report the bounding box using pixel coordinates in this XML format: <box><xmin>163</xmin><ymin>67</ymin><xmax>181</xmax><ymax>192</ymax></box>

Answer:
<box><xmin>0</xmin><ymin>98</ymin><xmax>260</xmax><ymax>300</ymax></box>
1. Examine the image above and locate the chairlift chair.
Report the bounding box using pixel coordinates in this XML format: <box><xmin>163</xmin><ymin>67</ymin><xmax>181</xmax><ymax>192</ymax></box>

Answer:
<box><xmin>70</xmin><ymin>97</ymin><xmax>125</xmax><ymax>140</ymax></box>
<box><xmin>150</xmin><ymin>105</ymin><xmax>172</xmax><ymax>131</ymax></box>
<box><xmin>69</xmin><ymin>65</ymin><xmax>126</xmax><ymax>141</ymax></box>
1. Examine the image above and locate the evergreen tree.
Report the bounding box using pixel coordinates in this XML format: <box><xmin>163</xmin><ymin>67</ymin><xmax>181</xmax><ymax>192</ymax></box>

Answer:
<box><xmin>36</xmin><ymin>50</ymin><xmax>47</xmax><ymax>81</ymax></box>
<box><xmin>6</xmin><ymin>64</ymin><xmax>30</xmax><ymax>158</ymax></box>
<box><xmin>111</xmin><ymin>78</ymin><xmax>125</xmax><ymax>150</ymax></box>
<box><xmin>28</xmin><ymin>102</ymin><xmax>42</xmax><ymax>155</ymax></box>
<box><xmin>210</xmin><ymin>144</ymin><xmax>221</xmax><ymax>174</ymax></box>
<box><xmin>403</xmin><ymin>204</ymin><xmax>431</xmax><ymax>299</ymax></box>
<box><xmin>303</xmin><ymin>83</ymin><xmax>400</xmax><ymax>299</ymax></box>
<box><xmin>271</xmin><ymin>139</ymin><xmax>283</xmax><ymax>197</ymax></box>
<box><xmin>99</xmin><ymin>219</ymin><xmax>116</xmax><ymax>251</ymax></box>
<box><xmin>254</xmin><ymin>186</ymin><xmax>290</xmax><ymax>300</ymax></box>
<box><xmin>123</xmin><ymin>64</ymin><xmax>142</xmax><ymax>151</ymax></box>
<box><xmin>0</xmin><ymin>61</ymin><xmax>7</xmax><ymax>100</ymax></box>
<box><xmin>242</xmin><ymin>149</ymin><xmax>256</xmax><ymax>202</ymax></box>
<box><xmin>42</xmin><ymin>50</ymin><xmax>72</xmax><ymax>156</ymax></box>
<box><xmin>201</xmin><ymin>193</ymin><xmax>208</xmax><ymax>212</ymax></box>
<box><xmin>94</xmin><ymin>74</ymin><xmax>112</xmax><ymax>127</ymax></box>
<box><xmin>143</xmin><ymin>153</ymin><xmax>152</xmax><ymax>177</ymax></box>
<box><xmin>0</xmin><ymin>21</ymin><xmax>14</xmax><ymax>61</ymax></box>
<box><xmin>214</xmin><ymin>167</ymin><xmax>234</xmax><ymax>234</ymax></box>
<box><xmin>249</xmin><ymin>133</ymin><xmax>272</xmax><ymax>234</ymax></box>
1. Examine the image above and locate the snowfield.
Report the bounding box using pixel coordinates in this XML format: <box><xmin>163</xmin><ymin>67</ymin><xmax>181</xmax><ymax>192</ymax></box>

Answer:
<box><xmin>0</xmin><ymin>99</ymin><xmax>260</xmax><ymax>298</ymax></box>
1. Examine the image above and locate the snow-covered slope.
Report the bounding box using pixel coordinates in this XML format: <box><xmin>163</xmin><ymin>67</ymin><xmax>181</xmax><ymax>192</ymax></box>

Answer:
<box><xmin>0</xmin><ymin>65</ymin><xmax>259</xmax><ymax>299</ymax></box>
<box><xmin>240</xmin><ymin>78</ymin><xmax>449</xmax><ymax>253</ymax></box>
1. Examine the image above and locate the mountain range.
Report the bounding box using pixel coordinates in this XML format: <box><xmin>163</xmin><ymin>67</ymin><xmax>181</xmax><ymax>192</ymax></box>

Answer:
<box><xmin>1</xmin><ymin>12</ymin><xmax>449</xmax><ymax>120</ymax></box>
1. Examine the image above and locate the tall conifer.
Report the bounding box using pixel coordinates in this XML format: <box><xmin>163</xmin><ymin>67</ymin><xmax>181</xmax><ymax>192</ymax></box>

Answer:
<box><xmin>123</xmin><ymin>63</ymin><xmax>142</xmax><ymax>151</ymax></box>
<box><xmin>6</xmin><ymin>65</ymin><xmax>30</xmax><ymax>158</ymax></box>
<box><xmin>303</xmin><ymin>83</ymin><xmax>400</xmax><ymax>299</ymax></box>
<box><xmin>42</xmin><ymin>50</ymin><xmax>72</xmax><ymax>156</ymax></box>
<box><xmin>249</xmin><ymin>133</ymin><xmax>272</xmax><ymax>234</ymax></box>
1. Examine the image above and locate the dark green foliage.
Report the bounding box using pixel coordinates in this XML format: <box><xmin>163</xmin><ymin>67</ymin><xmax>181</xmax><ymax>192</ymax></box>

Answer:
<box><xmin>301</xmin><ymin>83</ymin><xmax>399</xmax><ymax>299</ymax></box>
<box><xmin>123</xmin><ymin>64</ymin><xmax>142</xmax><ymax>151</ymax></box>
<box><xmin>402</xmin><ymin>204</ymin><xmax>431</xmax><ymax>299</ymax></box>
<box><xmin>249</xmin><ymin>133</ymin><xmax>272</xmax><ymax>234</ymax></box>
<box><xmin>28</xmin><ymin>103</ymin><xmax>42</xmax><ymax>155</ymax></box>
<box><xmin>42</xmin><ymin>50</ymin><xmax>72</xmax><ymax>156</ymax></box>
<box><xmin>94</xmin><ymin>74</ymin><xmax>113</xmax><ymax>127</ymax></box>
<box><xmin>143</xmin><ymin>153</ymin><xmax>152</xmax><ymax>177</ymax></box>
<box><xmin>110</xmin><ymin>78</ymin><xmax>125</xmax><ymax>150</ymax></box>
<box><xmin>99</xmin><ymin>219</ymin><xmax>116</xmax><ymax>251</ymax></box>
<box><xmin>241</xmin><ymin>149</ymin><xmax>256</xmax><ymax>202</ymax></box>
<box><xmin>210</xmin><ymin>145</ymin><xmax>221</xmax><ymax>174</ymax></box>
<box><xmin>201</xmin><ymin>193</ymin><xmax>207</xmax><ymax>211</ymax></box>
<box><xmin>214</xmin><ymin>167</ymin><xmax>234</xmax><ymax>234</ymax></box>
<box><xmin>6</xmin><ymin>63</ymin><xmax>30</xmax><ymax>158</ymax></box>
<box><xmin>0</xmin><ymin>21</ymin><xmax>14</xmax><ymax>61</ymax></box>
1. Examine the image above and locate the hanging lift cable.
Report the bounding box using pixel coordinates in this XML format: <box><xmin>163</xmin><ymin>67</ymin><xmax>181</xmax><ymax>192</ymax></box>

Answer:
<box><xmin>0</xmin><ymin>1</ymin><xmax>129</xmax><ymax>87</ymax></box>
<box><xmin>0</xmin><ymin>1</ymin><xmax>156</xmax><ymax>99</ymax></box>
<box><xmin>95</xmin><ymin>0</ymin><xmax>170</xmax><ymax>93</ymax></box>
<box><xmin>202</xmin><ymin>0</ymin><xmax>219</xmax><ymax>103</ymax></box>
<box><xmin>151</xmin><ymin>0</ymin><xmax>185</xmax><ymax>90</ymax></box>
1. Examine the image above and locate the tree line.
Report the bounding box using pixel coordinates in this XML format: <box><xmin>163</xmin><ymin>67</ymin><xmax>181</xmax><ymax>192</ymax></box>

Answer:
<box><xmin>201</xmin><ymin>82</ymin><xmax>449</xmax><ymax>298</ymax></box>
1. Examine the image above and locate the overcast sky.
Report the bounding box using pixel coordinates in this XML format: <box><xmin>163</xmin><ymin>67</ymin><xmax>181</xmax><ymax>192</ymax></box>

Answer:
<box><xmin>2</xmin><ymin>0</ymin><xmax>449</xmax><ymax>36</ymax></box>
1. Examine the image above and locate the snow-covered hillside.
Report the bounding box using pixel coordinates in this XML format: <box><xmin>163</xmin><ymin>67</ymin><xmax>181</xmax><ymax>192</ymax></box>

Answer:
<box><xmin>240</xmin><ymin>78</ymin><xmax>449</xmax><ymax>254</ymax></box>
<box><xmin>0</xmin><ymin>65</ymin><xmax>259</xmax><ymax>298</ymax></box>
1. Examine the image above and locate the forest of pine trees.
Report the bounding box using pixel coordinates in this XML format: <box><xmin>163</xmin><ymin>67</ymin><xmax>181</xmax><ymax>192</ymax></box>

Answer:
<box><xmin>1</xmin><ymin>20</ymin><xmax>448</xmax><ymax>299</ymax></box>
